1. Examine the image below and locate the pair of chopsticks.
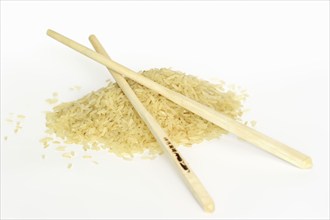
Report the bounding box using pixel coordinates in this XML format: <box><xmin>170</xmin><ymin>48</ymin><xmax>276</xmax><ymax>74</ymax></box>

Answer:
<box><xmin>47</xmin><ymin>29</ymin><xmax>312</xmax><ymax>212</ymax></box>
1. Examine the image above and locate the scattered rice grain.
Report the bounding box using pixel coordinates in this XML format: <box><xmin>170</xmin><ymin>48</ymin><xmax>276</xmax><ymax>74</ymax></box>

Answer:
<box><xmin>46</xmin><ymin>98</ymin><xmax>58</xmax><ymax>104</ymax></box>
<box><xmin>62</xmin><ymin>152</ymin><xmax>72</xmax><ymax>159</ymax></box>
<box><xmin>250</xmin><ymin>120</ymin><xmax>257</xmax><ymax>127</ymax></box>
<box><xmin>56</xmin><ymin>146</ymin><xmax>66</xmax><ymax>151</ymax></box>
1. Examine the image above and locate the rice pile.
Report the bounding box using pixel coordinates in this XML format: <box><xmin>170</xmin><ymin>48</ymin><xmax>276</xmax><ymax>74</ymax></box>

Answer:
<box><xmin>45</xmin><ymin>68</ymin><xmax>247</xmax><ymax>159</ymax></box>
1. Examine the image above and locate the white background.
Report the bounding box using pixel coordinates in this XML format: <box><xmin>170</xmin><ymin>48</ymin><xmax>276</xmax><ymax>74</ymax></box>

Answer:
<box><xmin>1</xmin><ymin>1</ymin><xmax>329</xmax><ymax>219</ymax></box>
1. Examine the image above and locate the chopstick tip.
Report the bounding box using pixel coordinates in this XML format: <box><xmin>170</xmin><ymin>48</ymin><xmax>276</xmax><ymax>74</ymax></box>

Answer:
<box><xmin>204</xmin><ymin>202</ymin><xmax>215</xmax><ymax>213</ymax></box>
<box><xmin>302</xmin><ymin>157</ymin><xmax>313</xmax><ymax>169</ymax></box>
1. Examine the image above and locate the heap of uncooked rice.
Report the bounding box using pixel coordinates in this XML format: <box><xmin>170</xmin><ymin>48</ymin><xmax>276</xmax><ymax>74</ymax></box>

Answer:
<box><xmin>45</xmin><ymin>68</ymin><xmax>247</xmax><ymax>159</ymax></box>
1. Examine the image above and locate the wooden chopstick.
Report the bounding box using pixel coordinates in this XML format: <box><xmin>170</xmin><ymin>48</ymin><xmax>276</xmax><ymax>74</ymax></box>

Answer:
<box><xmin>47</xmin><ymin>29</ymin><xmax>312</xmax><ymax>169</ymax></box>
<box><xmin>88</xmin><ymin>35</ymin><xmax>215</xmax><ymax>212</ymax></box>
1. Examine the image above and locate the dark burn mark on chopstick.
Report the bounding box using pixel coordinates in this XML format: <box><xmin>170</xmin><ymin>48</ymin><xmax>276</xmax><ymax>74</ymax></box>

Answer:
<box><xmin>164</xmin><ymin>137</ymin><xmax>190</xmax><ymax>172</ymax></box>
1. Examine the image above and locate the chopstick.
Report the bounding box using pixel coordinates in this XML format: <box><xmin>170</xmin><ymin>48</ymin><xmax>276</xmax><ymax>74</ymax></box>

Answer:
<box><xmin>88</xmin><ymin>35</ymin><xmax>215</xmax><ymax>212</ymax></box>
<box><xmin>47</xmin><ymin>29</ymin><xmax>312</xmax><ymax>169</ymax></box>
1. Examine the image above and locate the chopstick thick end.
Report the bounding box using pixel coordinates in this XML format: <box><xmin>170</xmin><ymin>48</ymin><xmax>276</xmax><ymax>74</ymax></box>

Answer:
<box><xmin>47</xmin><ymin>29</ymin><xmax>55</xmax><ymax>37</ymax></box>
<box><xmin>89</xmin><ymin>34</ymin><xmax>97</xmax><ymax>41</ymax></box>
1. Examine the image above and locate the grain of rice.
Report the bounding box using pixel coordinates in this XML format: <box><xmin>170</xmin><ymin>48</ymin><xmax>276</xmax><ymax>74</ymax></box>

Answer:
<box><xmin>83</xmin><ymin>145</ymin><xmax>89</xmax><ymax>151</ymax></box>
<box><xmin>91</xmin><ymin>145</ymin><xmax>101</xmax><ymax>151</ymax></box>
<box><xmin>45</xmin><ymin>68</ymin><xmax>246</xmax><ymax>159</ymax></box>
<box><xmin>14</xmin><ymin>122</ymin><xmax>22</xmax><ymax>133</ymax></box>
<box><xmin>250</xmin><ymin>120</ymin><xmax>257</xmax><ymax>127</ymax></box>
<box><xmin>70</xmin><ymin>86</ymin><xmax>81</xmax><ymax>91</ymax></box>
<box><xmin>67</xmin><ymin>163</ymin><xmax>72</xmax><ymax>169</ymax></box>
<box><xmin>40</xmin><ymin>137</ymin><xmax>53</xmax><ymax>143</ymax></box>
<box><xmin>46</xmin><ymin>98</ymin><xmax>58</xmax><ymax>104</ymax></box>
<box><xmin>141</xmin><ymin>155</ymin><xmax>157</xmax><ymax>160</ymax></box>
<box><xmin>56</xmin><ymin>146</ymin><xmax>66</xmax><ymax>151</ymax></box>
<box><xmin>62</xmin><ymin>152</ymin><xmax>72</xmax><ymax>159</ymax></box>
